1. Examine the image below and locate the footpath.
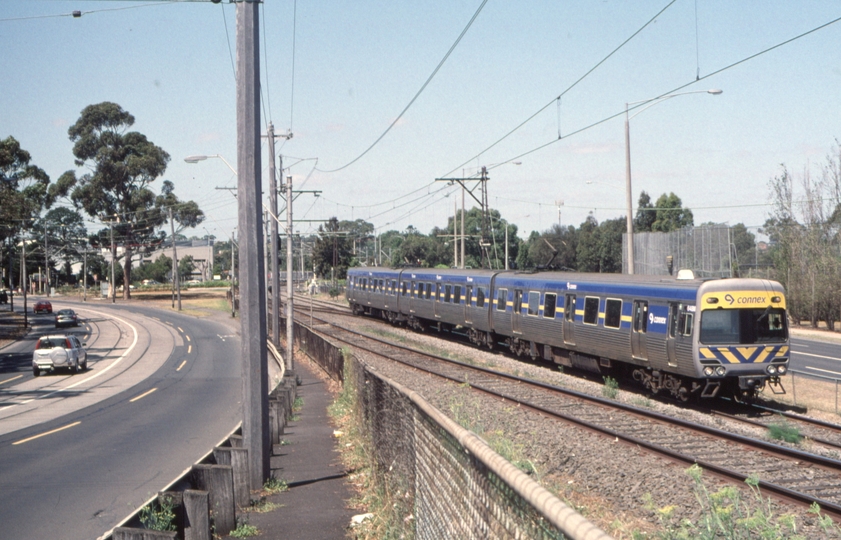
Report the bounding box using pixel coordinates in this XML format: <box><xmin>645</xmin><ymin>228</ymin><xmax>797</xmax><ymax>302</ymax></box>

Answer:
<box><xmin>222</xmin><ymin>356</ymin><xmax>356</xmax><ymax>539</ymax></box>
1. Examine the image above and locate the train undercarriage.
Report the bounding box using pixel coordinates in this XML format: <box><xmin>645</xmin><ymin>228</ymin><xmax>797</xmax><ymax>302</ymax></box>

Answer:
<box><xmin>350</xmin><ymin>302</ymin><xmax>786</xmax><ymax>403</ymax></box>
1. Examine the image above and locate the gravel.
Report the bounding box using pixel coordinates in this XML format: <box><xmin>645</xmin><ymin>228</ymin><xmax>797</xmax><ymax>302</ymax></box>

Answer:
<box><xmin>325</xmin><ymin>313</ymin><xmax>840</xmax><ymax>538</ymax></box>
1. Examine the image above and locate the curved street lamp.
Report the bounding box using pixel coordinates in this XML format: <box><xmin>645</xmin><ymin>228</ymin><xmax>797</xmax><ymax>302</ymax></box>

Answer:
<box><xmin>624</xmin><ymin>89</ymin><xmax>722</xmax><ymax>274</ymax></box>
<box><xmin>184</xmin><ymin>154</ymin><xmax>237</xmax><ymax>176</ymax></box>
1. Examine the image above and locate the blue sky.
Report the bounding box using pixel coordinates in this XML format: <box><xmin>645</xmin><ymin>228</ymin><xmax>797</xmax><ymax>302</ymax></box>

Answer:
<box><xmin>2</xmin><ymin>1</ymin><xmax>840</xmax><ymax>241</ymax></box>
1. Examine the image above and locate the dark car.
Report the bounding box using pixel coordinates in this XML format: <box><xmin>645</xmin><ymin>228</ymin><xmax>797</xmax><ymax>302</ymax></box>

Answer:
<box><xmin>55</xmin><ymin>308</ymin><xmax>79</xmax><ymax>328</ymax></box>
<box><xmin>33</xmin><ymin>300</ymin><xmax>52</xmax><ymax>314</ymax></box>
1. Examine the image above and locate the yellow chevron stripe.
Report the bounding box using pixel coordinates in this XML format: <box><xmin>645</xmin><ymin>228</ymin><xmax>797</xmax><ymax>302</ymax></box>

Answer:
<box><xmin>752</xmin><ymin>346</ymin><xmax>773</xmax><ymax>363</ymax></box>
<box><xmin>719</xmin><ymin>349</ymin><xmax>741</xmax><ymax>364</ymax></box>
<box><xmin>700</xmin><ymin>347</ymin><xmax>716</xmax><ymax>359</ymax></box>
<box><xmin>736</xmin><ymin>347</ymin><xmax>757</xmax><ymax>361</ymax></box>
<box><xmin>775</xmin><ymin>346</ymin><xmax>789</xmax><ymax>357</ymax></box>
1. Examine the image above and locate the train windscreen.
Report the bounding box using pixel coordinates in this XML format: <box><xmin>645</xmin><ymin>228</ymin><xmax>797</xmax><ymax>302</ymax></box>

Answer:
<box><xmin>699</xmin><ymin>308</ymin><xmax>787</xmax><ymax>344</ymax></box>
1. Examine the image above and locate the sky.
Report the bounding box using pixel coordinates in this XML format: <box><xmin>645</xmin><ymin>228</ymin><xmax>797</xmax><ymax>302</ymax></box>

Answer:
<box><xmin>2</xmin><ymin>0</ymin><xmax>841</xmax><ymax>243</ymax></box>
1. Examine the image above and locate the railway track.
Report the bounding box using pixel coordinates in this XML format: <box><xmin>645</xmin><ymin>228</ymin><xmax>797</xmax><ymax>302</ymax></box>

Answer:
<box><xmin>294</xmin><ymin>303</ymin><xmax>841</xmax><ymax>520</ymax></box>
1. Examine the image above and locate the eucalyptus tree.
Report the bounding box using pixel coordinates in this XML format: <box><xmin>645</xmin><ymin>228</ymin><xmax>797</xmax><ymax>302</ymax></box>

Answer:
<box><xmin>56</xmin><ymin>102</ymin><xmax>202</xmax><ymax>298</ymax></box>
<box><xmin>34</xmin><ymin>207</ymin><xmax>87</xmax><ymax>285</ymax></box>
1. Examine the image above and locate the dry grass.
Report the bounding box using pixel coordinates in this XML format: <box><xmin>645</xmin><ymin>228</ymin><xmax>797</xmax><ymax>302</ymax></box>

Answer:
<box><xmin>765</xmin><ymin>373</ymin><xmax>841</xmax><ymax>418</ymax></box>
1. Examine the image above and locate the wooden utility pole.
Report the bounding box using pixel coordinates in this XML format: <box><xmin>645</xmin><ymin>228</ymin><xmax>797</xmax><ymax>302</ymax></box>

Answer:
<box><xmin>169</xmin><ymin>207</ymin><xmax>181</xmax><ymax>311</ymax></box>
<box><xmin>237</xmin><ymin>0</ymin><xmax>269</xmax><ymax>491</ymax></box>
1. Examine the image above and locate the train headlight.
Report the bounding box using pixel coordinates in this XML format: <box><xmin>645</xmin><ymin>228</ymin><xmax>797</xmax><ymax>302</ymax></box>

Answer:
<box><xmin>704</xmin><ymin>366</ymin><xmax>715</xmax><ymax>376</ymax></box>
<box><xmin>777</xmin><ymin>365</ymin><xmax>787</xmax><ymax>375</ymax></box>
<box><xmin>766</xmin><ymin>365</ymin><xmax>777</xmax><ymax>375</ymax></box>
<box><xmin>715</xmin><ymin>366</ymin><xmax>726</xmax><ymax>376</ymax></box>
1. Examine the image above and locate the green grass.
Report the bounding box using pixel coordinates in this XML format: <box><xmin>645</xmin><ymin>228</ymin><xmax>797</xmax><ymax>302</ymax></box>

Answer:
<box><xmin>602</xmin><ymin>376</ymin><xmax>619</xmax><ymax>399</ymax></box>
<box><xmin>263</xmin><ymin>476</ymin><xmax>288</xmax><ymax>495</ymax></box>
<box><xmin>230</xmin><ymin>519</ymin><xmax>259</xmax><ymax>538</ymax></box>
<box><xmin>767</xmin><ymin>417</ymin><xmax>803</xmax><ymax>444</ymax></box>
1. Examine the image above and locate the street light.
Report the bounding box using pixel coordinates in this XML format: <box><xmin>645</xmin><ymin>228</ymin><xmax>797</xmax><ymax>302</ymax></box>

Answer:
<box><xmin>624</xmin><ymin>88</ymin><xmax>722</xmax><ymax>274</ymax></box>
<box><xmin>185</xmin><ymin>154</ymin><xmax>237</xmax><ymax>176</ymax></box>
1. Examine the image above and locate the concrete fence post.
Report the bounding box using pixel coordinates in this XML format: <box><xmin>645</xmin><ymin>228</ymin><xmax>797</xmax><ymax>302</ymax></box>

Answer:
<box><xmin>191</xmin><ymin>464</ymin><xmax>236</xmax><ymax>536</ymax></box>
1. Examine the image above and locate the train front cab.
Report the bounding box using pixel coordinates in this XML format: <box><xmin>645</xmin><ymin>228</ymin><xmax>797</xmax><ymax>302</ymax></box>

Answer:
<box><xmin>693</xmin><ymin>280</ymin><xmax>789</xmax><ymax>401</ymax></box>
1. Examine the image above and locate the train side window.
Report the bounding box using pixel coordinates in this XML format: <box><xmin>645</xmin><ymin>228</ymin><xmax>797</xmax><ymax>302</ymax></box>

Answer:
<box><xmin>633</xmin><ymin>301</ymin><xmax>648</xmax><ymax>333</ymax></box>
<box><xmin>444</xmin><ymin>285</ymin><xmax>452</xmax><ymax>303</ymax></box>
<box><xmin>476</xmin><ymin>287</ymin><xmax>486</xmax><ymax>308</ymax></box>
<box><xmin>401</xmin><ymin>282</ymin><xmax>408</xmax><ymax>296</ymax></box>
<box><xmin>527</xmin><ymin>291</ymin><xmax>540</xmax><ymax>316</ymax></box>
<box><xmin>513</xmin><ymin>290</ymin><xmax>523</xmax><ymax>314</ymax></box>
<box><xmin>544</xmin><ymin>293</ymin><xmax>557</xmax><ymax>319</ymax></box>
<box><xmin>677</xmin><ymin>307</ymin><xmax>693</xmax><ymax>337</ymax></box>
<box><xmin>391</xmin><ymin>280</ymin><xmax>397</xmax><ymax>295</ymax></box>
<box><xmin>435</xmin><ymin>283</ymin><xmax>441</xmax><ymax>301</ymax></box>
<box><xmin>379</xmin><ymin>279</ymin><xmax>385</xmax><ymax>292</ymax></box>
<box><xmin>583</xmin><ymin>297</ymin><xmax>599</xmax><ymax>325</ymax></box>
<box><xmin>454</xmin><ymin>285</ymin><xmax>462</xmax><ymax>305</ymax></box>
<box><xmin>497</xmin><ymin>288</ymin><xmax>508</xmax><ymax>311</ymax></box>
<box><xmin>604</xmin><ymin>298</ymin><xmax>622</xmax><ymax>329</ymax></box>
<box><xmin>362</xmin><ymin>278</ymin><xmax>367</xmax><ymax>290</ymax></box>
<box><xmin>417</xmin><ymin>282</ymin><xmax>424</xmax><ymax>298</ymax></box>
<box><xmin>565</xmin><ymin>294</ymin><xmax>576</xmax><ymax>321</ymax></box>
<box><xmin>426</xmin><ymin>283</ymin><xmax>433</xmax><ymax>300</ymax></box>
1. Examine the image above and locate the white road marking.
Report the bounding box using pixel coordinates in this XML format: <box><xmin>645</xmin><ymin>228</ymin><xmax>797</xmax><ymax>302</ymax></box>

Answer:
<box><xmin>176</xmin><ymin>360</ymin><xmax>187</xmax><ymax>372</ymax></box>
<box><xmin>793</xmin><ymin>351</ymin><xmax>841</xmax><ymax>362</ymax></box>
<box><xmin>804</xmin><ymin>366</ymin><xmax>841</xmax><ymax>377</ymax></box>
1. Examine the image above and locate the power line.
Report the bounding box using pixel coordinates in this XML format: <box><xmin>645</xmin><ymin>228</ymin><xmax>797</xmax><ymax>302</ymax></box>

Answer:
<box><xmin>316</xmin><ymin>0</ymin><xmax>490</xmax><ymax>174</ymax></box>
<box><xmin>466</xmin><ymin>12</ymin><xmax>841</xmax><ymax>179</ymax></box>
<box><xmin>441</xmin><ymin>0</ymin><xmax>679</xmax><ymax>178</ymax></box>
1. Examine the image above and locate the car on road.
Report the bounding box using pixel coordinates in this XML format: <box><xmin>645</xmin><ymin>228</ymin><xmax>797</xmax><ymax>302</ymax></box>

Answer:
<box><xmin>33</xmin><ymin>300</ymin><xmax>52</xmax><ymax>314</ymax></box>
<box><xmin>32</xmin><ymin>334</ymin><xmax>88</xmax><ymax>376</ymax></box>
<box><xmin>55</xmin><ymin>308</ymin><xmax>79</xmax><ymax>328</ymax></box>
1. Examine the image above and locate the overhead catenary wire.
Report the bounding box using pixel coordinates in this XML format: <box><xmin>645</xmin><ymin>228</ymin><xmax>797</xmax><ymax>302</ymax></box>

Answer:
<box><xmin>316</xmin><ymin>0</ymin><xmax>490</xmax><ymax>174</ymax></box>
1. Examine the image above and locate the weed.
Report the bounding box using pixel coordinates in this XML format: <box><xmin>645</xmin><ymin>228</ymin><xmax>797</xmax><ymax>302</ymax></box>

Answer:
<box><xmin>631</xmin><ymin>396</ymin><xmax>653</xmax><ymax>408</ymax></box>
<box><xmin>648</xmin><ymin>464</ymin><xmax>815</xmax><ymax>539</ymax></box>
<box><xmin>602</xmin><ymin>376</ymin><xmax>619</xmax><ymax>399</ymax></box>
<box><xmin>230</xmin><ymin>518</ymin><xmax>259</xmax><ymax>538</ymax></box>
<box><xmin>250</xmin><ymin>496</ymin><xmax>280</xmax><ymax>513</ymax></box>
<box><xmin>767</xmin><ymin>416</ymin><xmax>803</xmax><ymax>444</ymax></box>
<box><xmin>279</xmin><ymin>438</ymin><xmax>291</xmax><ymax>446</ymax></box>
<box><xmin>139</xmin><ymin>495</ymin><xmax>177</xmax><ymax>532</ymax></box>
<box><xmin>293</xmin><ymin>396</ymin><xmax>304</xmax><ymax>412</ymax></box>
<box><xmin>264</xmin><ymin>476</ymin><xmax>288</xmax><ymax>494</ymax></box>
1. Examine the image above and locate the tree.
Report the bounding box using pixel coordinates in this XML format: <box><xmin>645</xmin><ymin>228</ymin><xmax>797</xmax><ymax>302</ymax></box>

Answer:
<box><xmin>634</xmin><ymin>191</ymin><xmax>656</xmax><ymax>232</ymax></box>
<box><xmin>59</xmin><ymin>102</ymin><xmax>202</xmax><ymax>299</ymax></box>
<box><xmin>178</xmin><ymin>255</ymin><xmax>195</xmax><ymax>281</ymax></box>
<box><xmin>312</xmin><ymin>217</ymin><xmax>354</xmax><ymax>281</ymax></box>
<box><xmin>35</xmin><ymin>208</ymin><xmax>88</xmax><ymax>285</ymax></box>
<box><xmin>650</xmin><ymin>192</ymin><xmax>694</xmax><ymax>232</ymax></box>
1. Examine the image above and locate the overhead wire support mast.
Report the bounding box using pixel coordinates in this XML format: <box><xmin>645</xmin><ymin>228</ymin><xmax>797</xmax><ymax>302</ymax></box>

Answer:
<box><xmin>435</xmin><ymin>166</ymin><xmax>491</xmax><ymax>268</ymax></box>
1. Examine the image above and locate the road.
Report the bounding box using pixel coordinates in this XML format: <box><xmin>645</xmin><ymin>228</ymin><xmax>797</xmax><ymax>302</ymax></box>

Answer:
<box><xmin>0</xmin><ymin>300</ymin><xmax>241</xmax><ymax>540</ymax></box>
<box><xmin>790</xmin><ymin>333</ymin><xmax>841</xmax><ymax>380</ymax></box>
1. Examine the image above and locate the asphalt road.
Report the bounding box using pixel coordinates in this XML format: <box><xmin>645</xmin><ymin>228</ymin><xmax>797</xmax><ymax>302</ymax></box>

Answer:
<box><xmin>790</xmin><ymin>335</ymin><xmax>841</xmax><ymax>380</ymax></box>
<box><xmin>0</xmin><ymin>300</ymin><xmax>241</xmax><ymax>540</ymax></box>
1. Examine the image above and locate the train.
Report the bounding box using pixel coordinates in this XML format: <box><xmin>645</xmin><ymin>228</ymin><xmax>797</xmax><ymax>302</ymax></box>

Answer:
<box><xmin>346</xmin><ymin>266</ymin><xmax>790</xmax><ymax>402</ymax></box>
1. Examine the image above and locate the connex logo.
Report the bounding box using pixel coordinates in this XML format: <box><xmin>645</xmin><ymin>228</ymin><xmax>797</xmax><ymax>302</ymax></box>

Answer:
<box><xmin>649</xmin><ymin>313</ymin><xmax>667</xmax><ymax>325</ymax></box>
<box><xmin>725</xmin><ymin>294</ymin><xmax>735</xmax><ymax>305</ymax></box>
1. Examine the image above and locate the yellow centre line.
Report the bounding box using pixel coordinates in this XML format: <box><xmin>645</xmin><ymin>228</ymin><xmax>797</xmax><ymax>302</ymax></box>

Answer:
<box><xmin>177</xmin><ymin>327</ymin><xmax>184</xmax><ymax>333</ymax></box>
<box><xmin>188</xmin><ymin>345</ymin><xmax>192</xmax><ymax>354</ymax></box>
<box><xmin>13</xmin><ymin>421</ymin><xmax>81</xmax><ymax>446</ymax></box>
<box><xmin>185</xmin><ymin>335</ymin><xmax>191</xmax><ymax>342</ymax></box>
<box><xmin>176</xmin><ymin>360</ymin><xmax>187</xmax><ymax>372</ymax></box>
<box><xmin>0</xmin><ymin>374</ymin><xmax>23</xmax><ymax>386</ymax></box>
<box><xmin>130</xmin><ymin>388</ymin><xmax>157</xmax><ymax>403</ymax></box>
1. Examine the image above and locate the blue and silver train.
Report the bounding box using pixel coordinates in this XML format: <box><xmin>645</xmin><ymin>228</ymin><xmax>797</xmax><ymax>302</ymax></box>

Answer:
<box><xmin>346</xmin><ymin>267</ymin><xmax>790</xmax><ymax>401</ymax></box>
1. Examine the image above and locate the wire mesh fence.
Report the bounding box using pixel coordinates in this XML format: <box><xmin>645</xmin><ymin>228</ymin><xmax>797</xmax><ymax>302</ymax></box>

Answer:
<box><xmin>626</xmin><ymin>224</ymin><xmax>734</xmax><ymax>277</ymax></box>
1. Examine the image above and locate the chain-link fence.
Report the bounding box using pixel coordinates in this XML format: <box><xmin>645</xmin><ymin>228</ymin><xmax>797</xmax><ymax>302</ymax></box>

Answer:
<box><xmin>289</xmin><ymin>315</ymin><xmax>610</xmax><ymax>539</ymax></box>
<box><xmin>625</xmin><ymin>224</ymin><xmax>733</xmax><ymax>277</ymax></box>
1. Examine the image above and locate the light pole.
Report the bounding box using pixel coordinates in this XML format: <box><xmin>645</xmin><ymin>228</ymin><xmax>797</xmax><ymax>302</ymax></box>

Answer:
<box><xmin>624</xmin><ymin>88</ymin><xmax>722</xmax><ymax>274</ymax></box>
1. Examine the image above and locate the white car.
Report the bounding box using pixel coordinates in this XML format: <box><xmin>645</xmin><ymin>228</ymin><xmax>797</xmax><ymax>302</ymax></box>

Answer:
<box><xmin>32</xmin><ymin>335</ymin><xmax>88</xmax><ymax>376</ymax></box>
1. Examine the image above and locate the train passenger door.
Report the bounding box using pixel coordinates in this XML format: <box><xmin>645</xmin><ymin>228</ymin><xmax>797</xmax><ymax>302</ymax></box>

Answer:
<box><xmin>512</xmin><ymin>289</ymin><xmax>523</xmax><ymax>334</ymax></box>
<box><xmin>409</xmin><ymin>281</ymin><xmax>416</xmax><ymax>313</ymax></box>
<box><xmin>464</xmin><ymin>285</ymin><xmax>473</xmax><ymax>324</ymax></box>
<box><xmin>666</xmin><ymin>303</ymin><xmax>679</xmax><ymax>366</ymax></box>
<box><xmin>563</xmin><ymin>294</ymin><xmax>576</xmax><ymax>346</ymax></box>
<box><xmin>631</xmin><ymin>300</ymin><xmax>649</xmax><ymax>361</ymax></box>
